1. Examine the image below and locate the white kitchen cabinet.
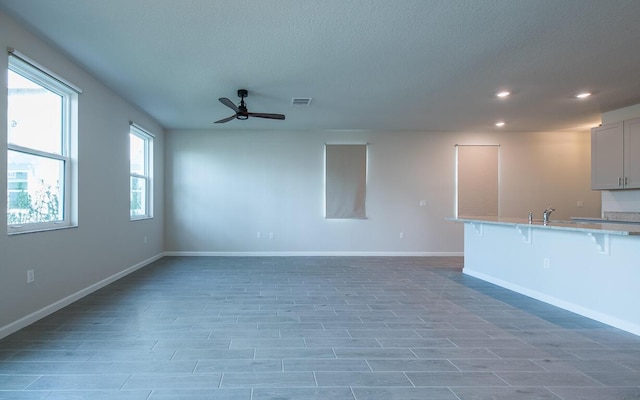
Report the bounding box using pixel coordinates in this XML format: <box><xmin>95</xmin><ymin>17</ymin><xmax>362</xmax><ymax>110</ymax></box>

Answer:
<box><xmin>624</xmin><ymin>117</ymin><xmax>640</xmax><ymax>188</ymax></box>
<box><xmin>591</xmin><ymin>117</ymin><xmax>640</xmax><ymax>189</ymax></box>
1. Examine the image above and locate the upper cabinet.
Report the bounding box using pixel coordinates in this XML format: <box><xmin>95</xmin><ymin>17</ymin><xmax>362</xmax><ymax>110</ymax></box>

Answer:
<box><xmin>591</xmin><ymin>117</ymin><xmax>640</xmax><ymax>190</ymax></box>
<box><xmin>625</xmin><ymin>117</ymin><xmax>640</xmax><ymax>188</ymax></box>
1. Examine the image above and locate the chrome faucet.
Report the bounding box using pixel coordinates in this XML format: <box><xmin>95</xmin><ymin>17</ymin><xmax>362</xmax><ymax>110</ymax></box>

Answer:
<box><xmin>542</xmin><ymin>206</ymin><xmax>555</xmax><ymax>224</ymax></box>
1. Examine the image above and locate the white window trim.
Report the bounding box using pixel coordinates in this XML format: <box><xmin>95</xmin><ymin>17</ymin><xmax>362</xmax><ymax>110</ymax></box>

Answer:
<box><xmin>129</xmin><ymin>123</ymin><xmax>154</xmax><ymax>220</ymax></box>
<box><xmin>8</xmin><ymin>48</ymin><xmax>82</xmax><ymax>93</ymax></box>
<box><xmin>7</xmin><ymin>52</ymin><xmax>79</xmax><ymax>234</ymax></box>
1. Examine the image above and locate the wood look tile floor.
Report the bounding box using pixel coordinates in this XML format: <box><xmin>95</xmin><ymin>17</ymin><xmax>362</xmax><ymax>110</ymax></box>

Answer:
<box><xmin>1</xmin><ymin>256</ymin><xmax>640</xmax><ymax>399</ymax></box>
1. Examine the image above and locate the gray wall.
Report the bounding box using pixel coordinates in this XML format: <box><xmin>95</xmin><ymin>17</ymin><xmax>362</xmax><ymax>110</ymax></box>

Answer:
<box><xmin>165</xmin><ymin>129</ymin><xmax>600</xmax><ymax>254</ymax></box>
<box><xmin>0</xmin><ymin>12</ymin><xmax>165</xmax><ymax>334</ymax></box>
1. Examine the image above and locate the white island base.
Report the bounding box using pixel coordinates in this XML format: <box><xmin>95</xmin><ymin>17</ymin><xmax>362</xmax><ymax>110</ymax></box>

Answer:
<box><xmin>457</xmin><ymin>218</ymin><xmax>640</xmax><ymax>336</ymax></box>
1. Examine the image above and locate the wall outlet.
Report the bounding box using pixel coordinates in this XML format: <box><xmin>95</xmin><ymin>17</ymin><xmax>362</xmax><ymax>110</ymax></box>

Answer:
<box><xmin>256</xmin><ymin>232</ymin><xmax>261</xmax><ymax>239</ymax></box>
<box><xmin>27</xmin><ymin>269</ymin><xmax>35</xmax><ymax>283</ymax></box>
<box><xmin>399</xmin><ymin>232</ymin><xmax>405</xmax><ymax>239</ymax></box>
<box><xmin>543</xmin><ymin>258</ymin><xmax>550</xmax><ymax>269</ymax></box>
<box><xmin>419</xmin><ymin>200</ymin><xmax>427</xmax><ymax>207</ymax></box>
<box><xmin>269</xmin><ymin>232</ymin><xmax>274</xmax><ymax>239</ymax></box>
<box><xmin>577</xmin><ymin>200</ymin><xmax>584</xmax><ymax>208</ymax></box>
<box><xmin>143</xmin><ymin>236</ymin><xmax>148</xmax><ymax>244</ymax></box>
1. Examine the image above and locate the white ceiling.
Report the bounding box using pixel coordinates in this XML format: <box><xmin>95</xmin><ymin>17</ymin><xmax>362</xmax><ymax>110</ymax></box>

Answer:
<box><xmin>2</xmin><ymin>0</ymin><xmax>640</xmax><ymax>132</ymax></box>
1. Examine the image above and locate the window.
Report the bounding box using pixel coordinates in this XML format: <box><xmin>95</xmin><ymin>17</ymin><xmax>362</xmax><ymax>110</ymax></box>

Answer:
<box><xmin>325</xmin><ymin>144</ymin><xmax>367</xmax><ymax>219</ymax></box>
<box><xmin>455</xmin><ymin>144</ymin><xmax>499</xmax><ymax>218</ymax></box>
<box><xmin>7</xmin><ymin>51</ymin><xmax>79</xmax><ymax>233</ymax></box>
<box><xmin>129</xmin><ymin>124</ymin><xmax>153</xmax><ymax>219</ymax></box>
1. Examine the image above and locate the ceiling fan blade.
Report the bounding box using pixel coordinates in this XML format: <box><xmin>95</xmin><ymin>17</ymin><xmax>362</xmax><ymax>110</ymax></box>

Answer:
<box><xmin>219</xmin><ymin>97</ymin><xmax>239</xmax><ymax>113</ymax></box>
<box><xmin>214</xmin><ymin>114</ymin><xmax>237</xmax><ymax>123</ymax></box>
<box><xmin>248</xmin><ymin>112</ymin><xmax>286</xmax><ymax>120</ymax></box>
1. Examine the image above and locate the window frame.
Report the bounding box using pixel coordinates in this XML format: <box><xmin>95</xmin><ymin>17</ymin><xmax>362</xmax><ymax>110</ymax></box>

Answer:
<box><xmin>7</xmin><ymin>54</ymin><xmax>78</xmax><ymax>234</ymax></box>
<box><xmin>129</xmin><ymin>123</ymin><xmax>154</xmax><ymax>220</ymax></box>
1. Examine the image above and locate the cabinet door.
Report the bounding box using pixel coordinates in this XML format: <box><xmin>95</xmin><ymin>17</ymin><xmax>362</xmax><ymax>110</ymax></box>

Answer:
<box><xmin>624</xmin><ymin>117</ymin><xmax>640</xmax><ymax>189</ymax></box>
<box><xmin>591</xmin><ymin>122</ymin><xmax>624</xmax><ymax>190</ymax></box>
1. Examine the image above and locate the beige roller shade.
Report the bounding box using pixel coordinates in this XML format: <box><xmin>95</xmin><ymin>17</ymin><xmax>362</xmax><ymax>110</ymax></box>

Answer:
<box><xmin>325</xmin><ymin>144</ymin><xmax>367</xmax><ymax>219</ymax></box>
<box><xmin>456</xmin><ymin>145</ymin><xmax>499</xmax><ymax>217</ymax></box>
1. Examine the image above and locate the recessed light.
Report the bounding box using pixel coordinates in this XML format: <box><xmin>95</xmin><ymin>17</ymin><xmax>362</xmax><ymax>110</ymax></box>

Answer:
<box><xmin>495</xmin><ymin>121</ymin><xmax>506</xmax><ymax>127</ymax></box>
<box><xmin>496</xmin><ymin>91</ymin><xmax>510</xmax><ymax>98</ymax></box>
<box><xmin>575</xmin><ymin>92</ymin><xmax>591</xmax><ymax>99</ymax></box>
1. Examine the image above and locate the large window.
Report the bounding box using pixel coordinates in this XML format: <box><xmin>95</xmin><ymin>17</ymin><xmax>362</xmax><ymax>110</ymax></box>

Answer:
<box><xmin>455</xmin><ymin>144</ymin><xmax>499</xmax><ymax>218</ymax></box>
<box><xmin>325</xmin><ymin>144</ymin><xmax>368</xmax><ymax>219</ymax></box>
<box><xmin>7</xmin><ymin>51</ymin><xmax>79</xmax><ymax>233</ymax></box>
<box><xmin>130</xmin><ymin>124</ymin><xmax>153</xmax><ymax>219</ymax></box>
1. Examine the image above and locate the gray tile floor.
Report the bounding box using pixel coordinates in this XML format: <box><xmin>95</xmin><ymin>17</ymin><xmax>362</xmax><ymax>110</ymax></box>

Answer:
<box><xmin>1</xmin><ymin>256</ymin><xmax>640</xmax><ymax>399</ymax></box>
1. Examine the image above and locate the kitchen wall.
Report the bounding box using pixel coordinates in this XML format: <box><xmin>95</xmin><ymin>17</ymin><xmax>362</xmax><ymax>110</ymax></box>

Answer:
<box><xmin>165</xmin><ymin>129</ymin><xmax>600</xmax><ymax>255</ymax></box>
<box><xmin>599</xmin><ymin>103</ymin><xmax>640</xmax><ymax>214</ymax></box>
<box><xmin>0</xmin><ymin>12</ymin><xmax>165</xmax><ymax>337</ymax></box>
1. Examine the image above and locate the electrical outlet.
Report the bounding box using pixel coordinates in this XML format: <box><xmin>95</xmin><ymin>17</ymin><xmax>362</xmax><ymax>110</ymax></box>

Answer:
<box><xmin>419</xmin><ymin>200</ymin><xmax>427</xmax><ymax>207</ymax></box>
<box><xmin>399</xmin><ymin>232</ymin><xmax>405</xmax><ymax>239</ymax></box>
<box><xmin>256</xmin><ymin>232</ymin><xmax>261</xmax><ymax>239</ymax></box>
<box><xmin>143</xmin><ymin>236</ymin><xmax>148</xmax><ymax>244</ymax></box>
<box><xmin>543</xmin><ymin>258</ymin><xmax>550</xmax><ymax>269</ymax></box>
<box><xmin>577</xmin><ymin>200</ymin><xmax>584</xmax><ymax>208</ymax></box>
<box><xmin>269</xmin><ymin>232</ymin><xmax>274</xmax><ymax>239</ymax></box>
<box><xmin>27</xmin><ymin>269</ymin><xmax>35</xmax><ymax>283</ymax></box>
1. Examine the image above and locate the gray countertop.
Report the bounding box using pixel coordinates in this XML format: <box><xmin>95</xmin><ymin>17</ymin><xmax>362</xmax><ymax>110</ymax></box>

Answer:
<box><xmin>603</xmin><ymin>211</ymin><xmax>640</xmax><ymax>222</ymax></box>
<box><xmin>449</xmin><ymin>216</ymin><xmax>640</xmax><ymax>236</ymax></box>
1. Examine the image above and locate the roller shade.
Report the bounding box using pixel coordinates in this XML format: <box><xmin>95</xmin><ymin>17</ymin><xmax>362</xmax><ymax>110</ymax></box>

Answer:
<box><xmin>325</xmin><ymin>144</ymin><xmax>367</xmax><ymax>219</ymax></box>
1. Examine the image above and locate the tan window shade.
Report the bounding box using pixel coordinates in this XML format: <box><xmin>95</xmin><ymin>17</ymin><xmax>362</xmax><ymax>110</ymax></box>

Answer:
<box><xmin>325</xmin><ymin>144</ymin><xmax>367</xmax><ymax>219</ymax></box>
<box><xmin>457</xmin><ymin>145</ymin><xmax>499</xmax><ymax>217</ymax></box>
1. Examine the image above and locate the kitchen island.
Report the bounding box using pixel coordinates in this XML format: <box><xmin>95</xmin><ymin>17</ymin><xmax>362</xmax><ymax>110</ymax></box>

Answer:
<box><xmin>450</xmin><ymin>216</ymin><xmax>640</xmax><ymax>336</ymax></box>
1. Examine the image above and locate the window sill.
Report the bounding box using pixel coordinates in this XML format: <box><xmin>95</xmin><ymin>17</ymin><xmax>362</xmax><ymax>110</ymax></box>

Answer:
<box><xmin>130</xmin><ymin>215</ymin><xmax>153</xmax><ymax>222</ymax></box>
<box><xmin>8</xmin><ymin>224</ymin><xmax>78</xmax><ymax>236</ymax></box>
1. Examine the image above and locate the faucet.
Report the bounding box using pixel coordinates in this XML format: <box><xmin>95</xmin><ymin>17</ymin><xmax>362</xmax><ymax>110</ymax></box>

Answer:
<box><xmin>542</xmin><ymin>206</ymin><xmax>555</xmax><ymax>224</ymax></box>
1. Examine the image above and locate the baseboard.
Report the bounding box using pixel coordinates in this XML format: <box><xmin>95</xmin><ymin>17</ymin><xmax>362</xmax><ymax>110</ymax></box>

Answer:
<box><xmin>164</xmin><ymin>251</ymin><xmax>464</xmax><ymax>257</ymax></box>
<box><xmin>463</xmin><ymin>268</ymin><xmax>640</xmax><ymax>337</ymax></box>
<box><xmin>0</xmin><ymin>253</ymin><xmax>164</xmax><ymax>340</ymax></box>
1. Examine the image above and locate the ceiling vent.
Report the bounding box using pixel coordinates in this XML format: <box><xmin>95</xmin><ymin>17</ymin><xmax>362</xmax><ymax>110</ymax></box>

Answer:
<box><xmin>291</xmin><ymin>97</ymin><xmax>312</xmax><ymax>106</ymax></box>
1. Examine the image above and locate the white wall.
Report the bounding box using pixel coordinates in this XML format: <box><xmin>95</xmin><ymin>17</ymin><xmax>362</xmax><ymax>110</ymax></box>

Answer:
<box><xmin>165</xmin><ymin>129</ymin><xmax>600</xmax><ymax>255</ymax></box>
<box><xmin>0</xmin><ymin>12</ymin><xmax>165</xmax><ymax>336</ymax></box>
<box><xmin>600</xmin><ymin>103</ymin><xmax>640</xmax><ymax>213</ymax></box>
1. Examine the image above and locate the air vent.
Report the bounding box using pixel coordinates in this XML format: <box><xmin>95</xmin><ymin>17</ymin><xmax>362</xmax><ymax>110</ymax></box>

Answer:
<box><xmin>291</xmin><ymin>97</ymin><xmax>312</xmax><ymax>106</ymax></box>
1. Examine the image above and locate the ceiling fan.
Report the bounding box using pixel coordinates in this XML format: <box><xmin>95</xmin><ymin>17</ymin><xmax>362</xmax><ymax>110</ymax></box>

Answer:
<box><xmin>215</xmin><ymin>89</ymin><xmax>286</xmax><ymax>123</ymax></box>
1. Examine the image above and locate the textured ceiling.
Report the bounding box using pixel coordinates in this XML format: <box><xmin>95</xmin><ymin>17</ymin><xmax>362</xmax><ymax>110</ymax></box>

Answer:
<box><xmin>2</xmin><ymin>0</ymin><xmax>640</xmax><ymax>132</ymax></box>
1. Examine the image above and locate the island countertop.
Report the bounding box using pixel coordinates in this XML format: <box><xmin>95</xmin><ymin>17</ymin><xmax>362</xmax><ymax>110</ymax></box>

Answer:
<box><xmin>448</xmin><ymin>215</ymin><xmax>640</xmax><ymax>236</ymax></box>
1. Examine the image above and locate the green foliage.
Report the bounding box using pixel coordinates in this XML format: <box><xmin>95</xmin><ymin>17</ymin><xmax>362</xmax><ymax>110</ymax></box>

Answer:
<box><xmin>130</xmin><ymin>177</ymin><xmax>145</xmax><ymax>216</ymax></box>
<box><xmin>7</xmin><ymin>180</ymin><xmax>60</xmax><ymax>225</ymax></box>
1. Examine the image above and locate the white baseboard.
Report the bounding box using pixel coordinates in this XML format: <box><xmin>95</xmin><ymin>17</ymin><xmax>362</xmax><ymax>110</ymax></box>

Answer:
<box><xmin>164</xmin><ymin>251</ymin><xmax>463</xmax><ymax>257</ymax></box>
<box><xmin>463</xmin><ymin>268</ymin><xmax>640</xmax><ymax>337</ymax></box>
<box><xmin>0</xmin><ymin>253</ymin><xmax>164</xmax><ymax>340</ymax></box>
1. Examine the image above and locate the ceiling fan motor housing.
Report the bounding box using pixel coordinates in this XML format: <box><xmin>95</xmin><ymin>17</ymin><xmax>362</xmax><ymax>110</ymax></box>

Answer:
<box><xmin>237</xmin><ymin>89</ymin><xmax>249</xmax><ymax>118</ymax></box>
